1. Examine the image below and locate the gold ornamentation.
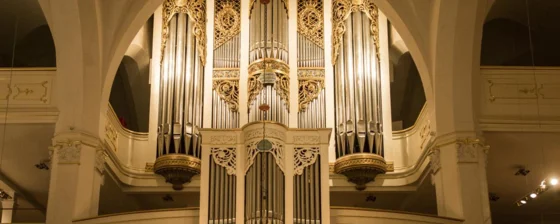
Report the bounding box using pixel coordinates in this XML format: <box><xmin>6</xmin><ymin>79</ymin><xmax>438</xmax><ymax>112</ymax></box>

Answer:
<box><xmin>298</xmin><ymin>0</ymin><xmax>324</xmax><ymax>48</ymax></box>
<box><xmin>145</xmin><ymin>163</ymin><xmax>154</xmax><ymax>172</ymax></box>
<box><xmin>249</xmin><ymin>0</ymin><xmax>289</xmax><ymax>18</ymax></box>
<box><xmin>298</xmin><ymin>69</ymin><xmax>324</xmax><ymax>112</ymax></box>
<box><xmin>213</xmin><ymin>69</ymin><xmax>240</xmax><ymax>112</ymax></box>
<box><xmin>334</xmin><ymin>153</ymin><xmax>387</xmax><ymax>190</ymax></box>
<box><xmin>161</xmin><ymin>0</ymin><xmax>207</xmax><ymax>65</ymax></box>
<box><xmin>247</xmin><ymin>58</ymin><xmax>290</xmax><ymax>110</ymax></box>
<box><xmin>153</xmin><ymin>154</ymin><xmax>201</xmax><ymax>190</ymax></box>
<box><xmin>332</xmin><ymin>0</ymin><xmax>379</xmax><ymax>64</ymax></box>
<box><xmin>214</xmin><ymin>1</ymin><xmax>241</xmax><ymax>49</ymax></box>
<box><xmin>294</xmin><ymin>147</ymin><xmax>320</xmax><ymax>175</ymax></box>
<box><xmin>210</xmin><ymin>147</ymin><xmax>237</xmax><ymax>175</ymax></box>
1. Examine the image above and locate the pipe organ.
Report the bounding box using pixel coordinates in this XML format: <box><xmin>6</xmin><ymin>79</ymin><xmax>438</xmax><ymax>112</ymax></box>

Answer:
<box><xmin>153</xmin><ymin>0</ymin><xmax>206</xmax><ymax>191</ymax></box>
<box><xmin>212</xmin><ymin>0</ymin><xmax>241</xmax><ymax>129</ymax></box>
<box><xmin>297</xmin><ymin>0</ymin><xmax>325</xmax><ymax>129</ymax></box>
<box><xmin>150</xmin><ymin>0</ymin><xmax>392</xmax><ymax>222</ymax></box>
<box><xmin>247</xmin><ymin>0</ymin><xmax>290</xmax><ymax>125</ymax></box>
<box><xmin>331</xmin><ymin>0</ymin><xmax>388</xmax><ymax>190</ymax></box>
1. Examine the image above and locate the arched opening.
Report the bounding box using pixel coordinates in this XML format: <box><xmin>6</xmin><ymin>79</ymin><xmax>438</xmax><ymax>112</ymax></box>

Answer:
<box><xmin>388</xmin><ymin>22</ymin><xmax>426</xmax><ymax>131</ymax></box>
<box><xmin>108</xmin><ymin>17</ymin><xmax>153</xmax><ymax>132</ymax></box>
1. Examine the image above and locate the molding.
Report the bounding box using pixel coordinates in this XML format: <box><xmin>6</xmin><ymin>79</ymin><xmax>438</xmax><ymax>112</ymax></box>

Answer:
<box><xmin>0</xmin><ymin>109</ymin><xmax>59</xmax><ymax>124</ymax></box>
<box><xmin>392</xmin><ymin>104</ymin><xmax>428</xmax><ymax>138</ymax></box>
<box><xmin>51</xmin><ymin>141</ymin><xmax>82</xmax><ymax>164</ymax></box>
<box><xmin>429</xmin><ymin>148</ymin><xmax>440</xmax><ymax>174</ymax></box>
<box><xmin>107</xmin><ymin>105</ymin><xmax>148</xmax><ymax>140</ymax></box>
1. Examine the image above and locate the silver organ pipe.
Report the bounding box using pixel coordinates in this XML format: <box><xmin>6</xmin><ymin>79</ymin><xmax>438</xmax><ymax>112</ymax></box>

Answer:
<box><xmin>294</xmin><ymin>148</ymin><xmax>322</xmax><ymax>224</ymax></box>
<box><xmin>157</xmin><ymin>1</ymin><xmax>205</xmax><ymax>159</ymax></box>
<box><xmin>297</xmin><ymin>0</ymin><xmax>325</xmax><ymax>129</ymax></box>
<box><xmin>245</xmin><ymin>151</ymin><xmax>285</xmax><ymax>224</ymax></box>
<box><xmin>247</xmin><ymin>0</ymin><xmax>290</xmax><ymax>126</ymax></box>
<box><xmin>212</xmin><ymin>0</ymin><xmax>241</xmax><ymax>129</ymax></box>
<box><xmin>209</xmin><ymin>148</ymin><xmax>237</xmax><ymax>224</ymax></box>
<box><xmin>332</xmin><ymin>0</ymin><xmax>387</xmax><ymax>190</ymax></box>
<box><xmin>154</xmin><ymin>0</ymin><xmax>206</xmax><ymax>191</ymax></box>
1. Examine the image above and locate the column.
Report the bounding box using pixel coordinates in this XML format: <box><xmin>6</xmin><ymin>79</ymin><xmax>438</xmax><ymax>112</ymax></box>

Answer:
<box><xmin>46</xmin><ymin>133</ymin><xmax>105</xmax><ymax>224</ymax></box>
<box><xmin>430</xmin><ymin>135</ymin><xmax>491</xmax><ymax>224</ymax></box>
<box><xmin>1</xmin><ymin>199</ymin><xmax>14</xmax><ymax>223</ymax></box>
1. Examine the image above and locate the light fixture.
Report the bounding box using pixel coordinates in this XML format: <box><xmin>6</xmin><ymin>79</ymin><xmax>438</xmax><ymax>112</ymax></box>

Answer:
<box><xmin>520</xmin><ymin>199</ymin><xmax>527</xmax><ymax>204</ymax></box>
<box><xmin>549</xmin><ymin>178</ymin><xmax>558</xmax><ymax>186</ymax></box>
<box><xmin>529</xmin><ymin>193</ymin><xmax>537</xmax><ymax>198</ymax></box>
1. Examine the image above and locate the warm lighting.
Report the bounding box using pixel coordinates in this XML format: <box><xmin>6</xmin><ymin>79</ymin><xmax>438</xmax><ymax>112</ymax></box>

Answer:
<box><xmin>530</xmin><ymin>193</ymin><xmax>537</xmax><ymax>198</ymax></box>
<box><xmin>520</xmin><ymin>200</ymin><xmax>527</xmax><ymax>204</ymax></box>
<box><xmin>549</xmin><ymin>178</ymin><xmax>558</xmax><ymax>186</ymax></box>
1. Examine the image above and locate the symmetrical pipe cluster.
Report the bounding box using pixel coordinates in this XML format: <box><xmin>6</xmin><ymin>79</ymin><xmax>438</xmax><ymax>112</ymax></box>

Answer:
<box><xmin>247</xmin><ymin>0</ymin><xmax>290</xmax><ymax>125</ymax></box>
<box><xmin>332</xmin><ymin>0</ymin><xmax>388</xmax><ymax>190</ymax></box>
<box><xmin>154</xmin><ymin>0</ymin><xmax>206</xmax><ymax>190</ymax></box>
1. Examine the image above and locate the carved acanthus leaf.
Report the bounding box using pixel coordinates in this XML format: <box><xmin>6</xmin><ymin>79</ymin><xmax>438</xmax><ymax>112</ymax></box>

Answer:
<box><xmin>213</xmin><ymin>70</ymin><xmax>240</xmax><ymax>112</ymax></box>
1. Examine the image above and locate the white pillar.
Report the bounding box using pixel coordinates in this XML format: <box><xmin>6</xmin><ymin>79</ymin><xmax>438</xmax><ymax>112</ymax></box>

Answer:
<box><xmin>238</xmin><ymin>0</ymin><xmax>250</xmax><ymax>126</ymax></box>
<box><xmin>323</xmin><ymin>0</ymin><xmax>336</xmax><ymax>163</ymax></box>
<box><xmin>46</xmin><ymin>133</ymin><xmax>105</xmax><ymax>224</ymax></box>
<box><xmin>149</xmin><ymin>6</ymin><xmax>163</xmax><ymax>151</ymax></box>
<box><xmin>431</xmin><ymin>136</ymin><xmax>491</xmax><ymax>224</ymax></box>
<box><xmin>203</xmin><ymin>0</ymin><xmax>215</xmax><ymax>128</ymax></box>
<box><xmin>288</xmin><ymin>0</ymin><xmax>298</xmax><ymax>128</ymax></box>
<box><xmin>1</xmin><ymin>199</ymin><xmax>14</xmax><ymax>223</ymax></box>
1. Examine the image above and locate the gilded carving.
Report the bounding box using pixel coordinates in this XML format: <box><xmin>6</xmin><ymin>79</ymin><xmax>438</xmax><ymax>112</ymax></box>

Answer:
<box><xmin>210</xmin><ymin>135</ymin><xmax>237</xmax><ymax>145</ymax></box>
<box><xmin>429</xmin><ymin>147</ymin><xmax>440</xmax><ymax>174</ymax></box>
<box><xmin>145</xmin><ymin>163</ymin><xmax>154</xmax><ymax>172</ymax></box>
<box><xmin>298</xmin><ymin>69</ymin><xmax>324</xmax><ymax>112</ymax></box>
<box><xmin>213</xmin><ymin>70</ymin><xmax>240</xmax><ymax>112</ymax></box>
<box><xmin>51</xmin><ymin>141</ymin><xmax>82</xmax><ymax>164</ymax></box>
<box><xmin>298</xmin><ymin>0</ymin><xmax>324</xmax><ymax>48</ymax></box>
<box><xmin>245</xmin><ymin>128</ymin><xmax>286</xmax><ymax>141</ymax></box>
<box><xmin>211</xmin><ymin>147</ymin><xmax>237</xmax><ymax>175</ymax></box>
<box><xmin>455</xmin><ymin>138</ymin><xmax>489</xmax><ymax>163</ymax></box>
<box><xmin>214</xmin><ymin>0</ymin><xmax>241</xmax><ymax>49</ymax></box>
<box><xmin>293</xmin><ymin>135</ymin><xmax>320</xmax><ymax>144</ymax></box>
<box><xmin>161</xmin><ymin>0</ymin><xmax>207</xmax><ymax>65</ymax></box>
<box><xmin>247</xmin><ymin>59</ymin><xmax>290</xmax><ymax>110</ymax></box>
<box><xmin>332</xmin><ymin>0</ymin><xmax>379</xmax><ymax>64</ymax></box>
<box><xmin>105</xmin><ymin>118</ymin><xmax>118</xmax><ymax>152</ymax></box>
<box><xmin>294</xmin><ymin>147</ymin><xmax>320</xmax><ymax>175</ymax></box>
<box><xmin>245</xmin><ymin>140</ymin><xmax>285</xmax><ymax>173</ymax></box>
<box><xmin>249</xmin><ymin>0</ymin><xmax>289</xmax><ymax>17</ymax></box>
<box><xmin>95</xmin><ymin>148</ymin><xmax>106</xmax><ymax>173</ymax></box>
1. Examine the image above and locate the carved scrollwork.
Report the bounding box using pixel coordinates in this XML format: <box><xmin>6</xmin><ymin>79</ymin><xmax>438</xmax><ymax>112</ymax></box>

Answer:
<box><xmin>298</xmin><ymin>0</ymin><xmax>324</xmax><ymax>48</ymax></box>
<box><xmin>214</xmin><ymin>1</ymin><xmax>241</xmax><ymax>49</ymax></box>
<box><xmin>293</xmin><ymin>135</ymin><xmax>320</xmax><ymax>144</ymax></box>
<box><xmin>161</xmin><ymin>0</ymin><xmax>207</xmax><ymax>65</ymax></box>
<box><xmin>247</xmin><ymin>59</ymin><xmax>290</xmax><ymax>110</ymax></box>
<box><xmin>294</xmin><ymin>147</ymin><xmax>320</xmax><ymax>175</ymax></box>
<box><xmin>249</xmin><ymin>0</ymin><xmax>289</xmax><ymax>18</ymax></box>
<box><xmin>332</xmin><ymin>0</ymin><xmax>379</xmax><ymax>64</ymax></box>
<box><xmin>210</xmin><ymin>135</ymin><xmax>237</xmax><ymax>145</ymax></box>
<box><xmin>245</xmin><ymin>140</ymin><xmax>285</xmax><ymax>173</ymax></box>
<box><xmin>429</xmin><ymin>147</ymin><xmax>440</xmax><ymax>174</ymax></box>
<box><xmin>455</xmin><ymin>138</ymin><xmax>490</xmax><ymax>163</ymax></box>
<box><xmin>213</xmin><ymin>70</ymin><xmax>240</xmax><ymax>112</ymax></box>
<box><xmin>50</xmin><ymin>141</ymin><xmax>82</xmax><ymax>164</ymax></box>
<box><xmin>298</xmin><ymin>69</ymin><xmax>325</xmax><ymax>112</ymax></box>
<box><xmin>211</xmin><ymin>147</ymin><xmax>237</xmax><ymax>175</ymax></box>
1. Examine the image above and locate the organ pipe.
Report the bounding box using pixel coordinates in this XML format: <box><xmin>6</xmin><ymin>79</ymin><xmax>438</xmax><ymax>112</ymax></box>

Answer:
<box><xmin>247</xmin><ymin>0</ymin><xmax>290</xmax><ymax>126</ymax></box>
<box><xmin>212</xmin><ymin>0</ymin><xmax>241</xmax><ymax>129</ymax></box>
<box><xmin>154</xmin><ymin>0</ymin><xmax>206</xmax><ymax>191</ymax></box>
<box><xmin>332</xmin><ymin>0</ymin><xmax>388</xmax><ymax>191</ymax></box>
<box><xmin>297</xmin><ymin>0</ymin><xmax>325</xmax><ymax>129</ymax></box>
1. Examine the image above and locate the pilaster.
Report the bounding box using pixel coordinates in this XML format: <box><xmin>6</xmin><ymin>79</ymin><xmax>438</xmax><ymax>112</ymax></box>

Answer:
<box><xmin>430</xmin><ymin>134</ymin><xmax>491</xmax><ymax>224</ymax></box>
<box><xmin>46</xmin><ymin>132</ymin><xmax>106</xmax><ymax>224</ymax></box>
<box><xmin>1</xmin><ymin>199</ymin><xmax>14</xmax><ymax>223</ymax></box>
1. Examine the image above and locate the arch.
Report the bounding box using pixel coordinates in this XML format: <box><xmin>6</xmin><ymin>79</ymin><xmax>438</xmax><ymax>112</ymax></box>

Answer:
<box><xmin>430</xmin><ymin>0</ymin><xmax>489</xmax><ymax>134</ymax></box>
<box><xmin>374</xmin><ymin>0</ymin><xmax>434</xmax><ymax>104</ymax></box>
<box><xmin>98</xmin><ymin>1</ymin><xmax>161</xmax><ymax>137</ymax></box>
